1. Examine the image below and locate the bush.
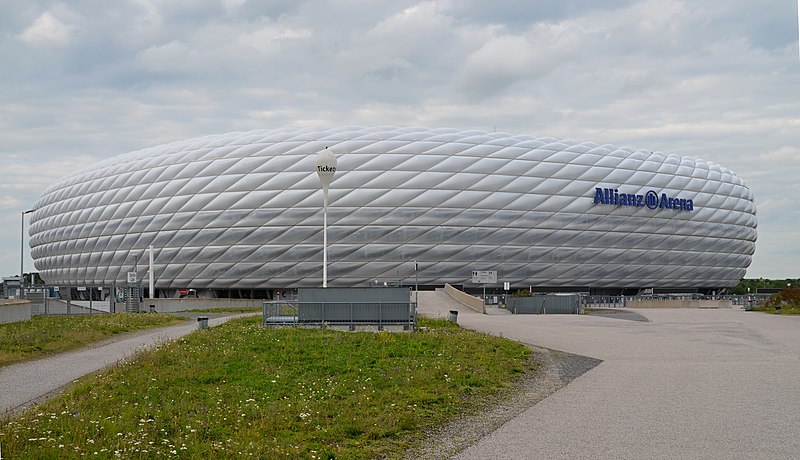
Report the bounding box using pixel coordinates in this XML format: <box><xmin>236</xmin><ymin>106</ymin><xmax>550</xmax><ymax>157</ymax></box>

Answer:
<box><xmin>766</xmin><ymin>286</ymin><xmax>800</xmax><ymax>308</ymax></box>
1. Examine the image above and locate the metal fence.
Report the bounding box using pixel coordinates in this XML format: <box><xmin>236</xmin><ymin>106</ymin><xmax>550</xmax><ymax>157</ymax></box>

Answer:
<box><xmin>21</xmin><ymin>285</ymin><xmax>110</xmax><ymax>316</ymax></box>
<box><xmin>17</xmin><ymin>284</ymin><xmax>136</xmax><ymax>316</ymax></box>
<box><xmin>262</xmin><ymin>301</ymin><xmax>417</xmax><ymax>330</ymax></box>
<box><xmin>580</xmin><ymin>294</ymin><xmax>772</xmax><ymax>310</ymax></box>
<box><xmin>581</xmin><ymin>296</ymin><xmax>627</xmax><ymax>309</ymax></box>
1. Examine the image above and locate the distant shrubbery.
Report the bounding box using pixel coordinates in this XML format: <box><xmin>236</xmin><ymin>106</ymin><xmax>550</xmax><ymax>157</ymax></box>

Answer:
<box><xmin>750</xmin><ymin>286</ymin><xmax>800</xmax><ymax>314</ymax></box>
<box><xmin>730</xmin><ymin>278</ymin><xmax>799</xmax><ymax>295</ymax></box>
<box><xmin>765</xmin><ymin>286</ymin><xmax>800</xmax><ymax>310</ymax></box>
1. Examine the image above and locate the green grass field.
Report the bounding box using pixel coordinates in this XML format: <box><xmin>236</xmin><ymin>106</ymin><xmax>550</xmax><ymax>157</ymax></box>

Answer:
<box><xmin>0</xmin><ymin>317</ymin><xmax>534</xmax><ymax>458</ymax></box>
<box><xmin>0</xmin><ymin>314</ymin><xmax>187</xmax><ymax>368</ymax></box>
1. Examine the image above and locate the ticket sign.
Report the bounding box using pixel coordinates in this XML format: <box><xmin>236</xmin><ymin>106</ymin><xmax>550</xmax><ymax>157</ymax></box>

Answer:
<box><xmin>472</xmin><ymin>270</ymin><xmax>497</xmax><ymax>284</ymax></box>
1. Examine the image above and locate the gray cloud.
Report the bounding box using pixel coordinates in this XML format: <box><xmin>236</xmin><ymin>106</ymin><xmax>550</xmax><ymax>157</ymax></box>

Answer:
<box><xmin>0</xmin><ymin>0</ymin><xmax>797</xmax><ymax>278</ymax></box>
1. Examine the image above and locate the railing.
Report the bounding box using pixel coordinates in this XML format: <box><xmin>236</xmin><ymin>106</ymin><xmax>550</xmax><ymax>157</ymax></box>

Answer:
<box><xmin>580</xmin><ymin>294</ymin><xmax>771</xmax><ymax>310</ymax></box>
<box><xmin>581</xmin><ymin>296</ymin><xmax>627</xmax><ymax>309</ymax></box>
<box><xmin>262</xmin><ymin>301</ymin><xmax>417</xmax><ymax>330</ymax></box>
<box><xmin>23</xmin><ymin>285</ymin><xmax>112</xmax><ymax>316</ymax></box>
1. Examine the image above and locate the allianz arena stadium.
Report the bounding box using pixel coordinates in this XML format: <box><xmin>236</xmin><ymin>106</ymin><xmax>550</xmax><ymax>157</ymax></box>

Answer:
<box><xmin>29</xmin><ymin>126</ymin><xmax>757</xmax><ymax>296</ymax></box>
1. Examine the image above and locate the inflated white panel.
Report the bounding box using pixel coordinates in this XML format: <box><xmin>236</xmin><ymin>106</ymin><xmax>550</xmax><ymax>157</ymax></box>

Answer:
<box><xmin>29</xmin><ymin>127</ymin><xmax>757</xmax><ymax>289</ymax></box>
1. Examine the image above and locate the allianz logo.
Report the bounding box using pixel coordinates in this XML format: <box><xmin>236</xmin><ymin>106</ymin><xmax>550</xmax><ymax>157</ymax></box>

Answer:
<box><xmin>593</xmin><ymin>187</ymin><xmax>695</xmax><ymax>211</ymax></box>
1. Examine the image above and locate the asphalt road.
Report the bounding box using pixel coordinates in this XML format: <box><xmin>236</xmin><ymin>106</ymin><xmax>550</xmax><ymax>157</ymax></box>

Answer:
<box><xmin>450</xmin><ymin>307</ymin><xmax>800</xmax><ymax>459</ymax></box>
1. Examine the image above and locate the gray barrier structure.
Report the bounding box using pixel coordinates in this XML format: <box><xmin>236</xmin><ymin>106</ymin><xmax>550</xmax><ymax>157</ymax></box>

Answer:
<box><xmin>16</xmin><ymin>284</ymin><xmax>112</xmax><ymax>316</ymax></box>
<box><xmin>579</xmin><ymin>294</ymin><xmax>767</xmax><ymax>310</ymax></box>
<box><xmin>507</xmin><ymin>294</ymin><xmax>581</xmax><ymax>314</ymax></box>
<box><xmin>263</xmin><ymin>287</ymin><xmax>416</xmax><ymax>331</ymax></box>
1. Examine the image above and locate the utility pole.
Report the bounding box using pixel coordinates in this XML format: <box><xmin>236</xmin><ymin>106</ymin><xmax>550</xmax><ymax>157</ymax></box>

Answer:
<box><xmin>20</xmin><ymin>209</ymin><xmax>35</xmax><ymax>299</ymax></box>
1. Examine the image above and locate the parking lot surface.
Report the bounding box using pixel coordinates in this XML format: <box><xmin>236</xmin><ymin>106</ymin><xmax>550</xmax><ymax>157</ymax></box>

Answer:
<box><xmin>453</xmin><ymin>308</ymin><xmax>800</xmax><ymax>459</ymax></box>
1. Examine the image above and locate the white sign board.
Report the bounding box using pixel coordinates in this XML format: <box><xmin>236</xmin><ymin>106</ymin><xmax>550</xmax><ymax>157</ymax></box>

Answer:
<box><xmin>504</xmin><ymin>281</ymin><xmax>510</xmax><ymax>291</ymax></box>
<box><xmin>127</xmin><ymin>272</ymin><xmax>137</xmax><ymax>284</ymax></box>
<box><xmin>472</xmin><ymin>270</ymin><xmax>497</xmax><ymax>284</ymax></box>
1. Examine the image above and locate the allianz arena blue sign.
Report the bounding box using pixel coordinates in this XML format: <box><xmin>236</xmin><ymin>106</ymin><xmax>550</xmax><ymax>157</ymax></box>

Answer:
<box><xmin>593</xmin><ymin>187</ymin><xmax>695</xmax><ymax>211</ymax></box>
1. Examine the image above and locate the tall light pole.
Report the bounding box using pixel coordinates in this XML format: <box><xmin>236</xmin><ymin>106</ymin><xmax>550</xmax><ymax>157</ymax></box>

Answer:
<box><xmin>20</xmin><ymin>209</ymin><xmax>35</xmax><ymax>298</ymax></box>
<box><xmin>148</xmin><ymin>245</ymin><xmax>154</xmax><ymax>299</ymax></box>
<box><xmin>415</xmin><ymin>260</ymin><xmax>419</xmax><ymax>311</ymax></box>
<box><xmin>315</xmin><ymin>148</ymin><xmax>337</xmax><ymax>288</ymax></box>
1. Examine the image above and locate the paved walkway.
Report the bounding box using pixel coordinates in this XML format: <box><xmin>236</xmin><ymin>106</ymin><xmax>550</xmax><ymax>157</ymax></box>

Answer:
<box><xmin>0</xmin><ymin>313</ymin><xmax>254</xmax><ymax>416</ymax></box>
<box><xmin>446</xmin><ymin>307</ymin><xmax>800</xmax><ymax>459</ymax></box>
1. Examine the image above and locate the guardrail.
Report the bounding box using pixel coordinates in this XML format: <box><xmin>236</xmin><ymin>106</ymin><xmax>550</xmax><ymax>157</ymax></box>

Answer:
<box><xmin>262</xmin><ymin>301</ymin><xmax>417</xmax><ymax>330</ymax></box>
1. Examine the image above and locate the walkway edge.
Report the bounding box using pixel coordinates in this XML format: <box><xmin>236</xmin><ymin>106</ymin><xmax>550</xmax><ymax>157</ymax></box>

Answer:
<box><xmin>0</xmin><ymin>313</ymin><xmax>257</xmax><ymax>418</ymax></box>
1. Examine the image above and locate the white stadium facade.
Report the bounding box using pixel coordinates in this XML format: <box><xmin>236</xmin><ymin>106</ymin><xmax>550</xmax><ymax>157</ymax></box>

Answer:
<box><xmin>29</xmin><ymin>126</ymin><xmax>757</xmax><ymax>297</ymax></box>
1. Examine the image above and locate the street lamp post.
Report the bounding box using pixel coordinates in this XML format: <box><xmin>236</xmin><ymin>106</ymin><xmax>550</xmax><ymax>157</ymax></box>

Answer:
<box><xmin>148</xmin><ymin>245</ymin><xmax>154</xmax><ymax>299</ymax></box>
<box><xmin>415</xmin><ymin>261</ymin><xmax>419</xmax><ymax>313</ymax></box>
<box><xmin>20</xmin><ymin>209</ymin><xmax>35</xmax><ymax>299</ymax></box>
<box><xmin>315</xmin><ymin>148</ymin><xmax>337</xmax><ymax>288</ymax></box>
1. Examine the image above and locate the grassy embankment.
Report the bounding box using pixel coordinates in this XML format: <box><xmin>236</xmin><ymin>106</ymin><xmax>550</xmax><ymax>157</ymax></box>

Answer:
<box><xmin>1</xmin><ymin>317</ymin><xmax>534</xmax><ymax>458</ymax></box>
<box><xmin>0</xmin><ymin>313</ymin><xmax>187</xmax><ymax>368</ymax></box>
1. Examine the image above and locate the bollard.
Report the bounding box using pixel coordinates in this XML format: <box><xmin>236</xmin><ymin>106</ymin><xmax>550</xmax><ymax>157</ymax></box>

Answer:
<box><xmin>448</xmin><ymin>310</ymin><xmax>458</xmax><ymax>323</ymax></box>
<box><xmin>197</xmin><ymin>316</ymin><xmax>209</xmax><ymax>329</ymax></box>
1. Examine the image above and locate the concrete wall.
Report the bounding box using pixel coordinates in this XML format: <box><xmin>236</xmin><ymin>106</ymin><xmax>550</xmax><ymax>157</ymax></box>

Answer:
<box><xmin>443</xmin><ymin>284</ymin><xmax>485</xmax><ymax>314</ymax></box>
<box><xmin>146</xmin><ymin>298</ymin><xmax>264</xmax><ymax>313</ymax></box>
<box><xmin>0</xmin><ymin>300</ymin><xmax>32</xmax><ymax>324</ymax></box>
<box><xmin>626</xmin><ymin>299</ymin><xmax>734</xmax><ymax>309</ymax></box>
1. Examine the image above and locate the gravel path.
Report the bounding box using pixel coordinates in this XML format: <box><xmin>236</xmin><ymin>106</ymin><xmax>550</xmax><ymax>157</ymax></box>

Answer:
<box><xmin>406</xmin><ymin>346</ymin><xmax>601</xmax><ymax>460</ymax></box>
<box><xmin>411</xmin><ymin>290</ymin><xmax>602</xmax><ymax>458</ymax></box>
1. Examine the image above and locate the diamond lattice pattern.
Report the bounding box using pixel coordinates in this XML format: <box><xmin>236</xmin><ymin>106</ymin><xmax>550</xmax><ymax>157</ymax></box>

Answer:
<box><xmin>29</xmin><ymin>126</ymin><xmax>757</xmax><ymax>289</ymax></box>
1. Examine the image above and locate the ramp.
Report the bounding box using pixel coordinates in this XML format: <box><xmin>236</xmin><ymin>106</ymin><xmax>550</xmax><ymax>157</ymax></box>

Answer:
<box><xmin>416</xmin><ymin>290</ymin><xmax>481</xmax><ymax>319</ymax></box>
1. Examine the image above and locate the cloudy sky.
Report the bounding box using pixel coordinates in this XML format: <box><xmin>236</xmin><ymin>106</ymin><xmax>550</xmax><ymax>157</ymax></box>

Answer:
<box><xmin>1</xmin><ymin>0</ymin><xmax>797</xmax><ymax>280</ymax></box>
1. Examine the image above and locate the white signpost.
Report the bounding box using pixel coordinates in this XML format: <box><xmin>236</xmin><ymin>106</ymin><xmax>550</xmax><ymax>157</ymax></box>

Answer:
<box><xmin>472</xmin><ymin>270</ymin><xmax>497</xmax><ymax>305</ymax></box>
<box><xmin>472</xmin><ymin>270</ymin><xmax>497</xmax><ymax>284</ymax></box>
<box><xmin>127</xmin><ymin>271</ymin><xmax>137</xmax><ymax>285</ymax></box>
